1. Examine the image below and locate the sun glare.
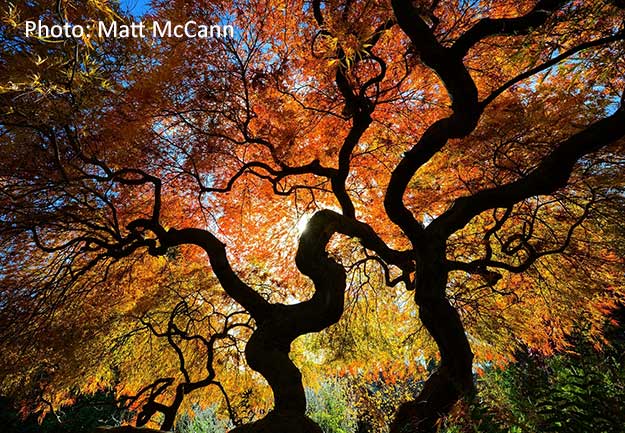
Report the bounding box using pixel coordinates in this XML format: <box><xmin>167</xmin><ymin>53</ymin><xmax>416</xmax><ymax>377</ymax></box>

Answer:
<box><xmin>296</xmin><ymin>214</ymin><xmax>311</xmax><ymax>235</ymax></box>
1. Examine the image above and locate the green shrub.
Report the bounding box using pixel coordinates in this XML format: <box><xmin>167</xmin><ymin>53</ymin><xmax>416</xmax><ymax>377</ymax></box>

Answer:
<box><xmin>443</xmin><ymin>308</ymin><xmax>625</xmax><ymax>433</ymax></box>
<box><xmin>306</xmin><ymin>378</ymin><xmax>357</xmax><ymax>433</ymax></box>
<box><xmin>175</xmin><ymin>403</ymin><xmax>232</xmax><ymax>433</ymax></box>
<box><xmin>0</xmin><ymin>391</ymin><xmax>127</xmax><ymax>433</ymax></box>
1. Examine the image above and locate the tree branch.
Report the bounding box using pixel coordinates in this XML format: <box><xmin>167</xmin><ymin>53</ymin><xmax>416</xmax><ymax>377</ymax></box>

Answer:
<box><xmin>452</xmin><ymin>0</ymin><xmax>567</xmax><ymax>57</ymax></box>
<box><xmin>428</xmin><ymin>104</ymin><xmax>625</xmax><ymax>238</ymax></box>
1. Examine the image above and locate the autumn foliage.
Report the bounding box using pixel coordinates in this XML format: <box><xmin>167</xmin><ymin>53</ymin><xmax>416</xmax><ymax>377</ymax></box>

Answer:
<box><xmin>1</xmin><ymin>0</ymin><xmax>625</xmax><ymax>432</ymax></box>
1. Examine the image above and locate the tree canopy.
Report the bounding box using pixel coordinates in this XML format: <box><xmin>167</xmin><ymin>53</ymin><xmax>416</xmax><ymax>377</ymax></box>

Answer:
<box><xmin>1</xmin><ymin>0</ymin><xmax>624</xmax><ymax>432</ymax></box>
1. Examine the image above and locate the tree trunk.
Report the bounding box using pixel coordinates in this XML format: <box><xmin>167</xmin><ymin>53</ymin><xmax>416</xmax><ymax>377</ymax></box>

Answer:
<box><xmin>159</xmin><ymin>395</ymin><xmax>181</xmax><ymax>431</ymax></box>
<box><xmin>244</xmin><ymin>326</ymin><xmax>307</xmax><ymax>413</ymax></box>
<box><xmin>230</xmin><ymin>211</ymin><xmax>356</xmax><ymax>433</ymax></box>
<box><xmin>227</xmin><ymin>319</ymin><xmax>323</xmax><ymax>433</ymax></box>
<box><xmin>390</xmin><ymin>248</ymin><xmax>474</xmax><ymax>433</ymax></box>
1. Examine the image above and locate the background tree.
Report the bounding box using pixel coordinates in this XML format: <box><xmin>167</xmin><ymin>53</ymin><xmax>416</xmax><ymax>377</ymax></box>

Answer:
<box><xmin>1</xmin><ymin>1</ymin><xmax>625</xmax><ymax>432</ymax></box>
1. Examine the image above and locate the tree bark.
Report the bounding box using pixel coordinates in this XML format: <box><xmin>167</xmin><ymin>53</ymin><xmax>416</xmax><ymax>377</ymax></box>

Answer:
<box><xmin>228</xmin><ymin>211</ymin><xmax>349</xmax><ymax>433</ymax></box>
<box><xmin>228</xmin><ymin>313</ymin><xmax>324</xmax><ymax>433</ymax></box>
<box><xmin>390</xmin><ymin>246</ymin><xmax>474</xmax><ymax>433</ymax></box>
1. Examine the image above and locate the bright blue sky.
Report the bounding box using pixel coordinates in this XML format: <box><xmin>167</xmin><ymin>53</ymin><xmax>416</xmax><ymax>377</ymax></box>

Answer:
<box><xmin>119</xmin><ymin>0</ymin><xmax>151</xmax><ymax>16</ymax></box>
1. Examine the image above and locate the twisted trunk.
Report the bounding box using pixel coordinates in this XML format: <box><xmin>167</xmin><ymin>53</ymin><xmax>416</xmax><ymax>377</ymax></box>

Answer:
<box><xmin>229</xmin><ymin>211</ymin><xmax>350</xmax><ymax>433</ymax></box>
<box><xmin>229</xmin><ymin>317</ymin><xmax>322</xmax><ymax>433</ymax></box>
<box><xmin>390</xmin><ymin>246</ymin><xmax>473</xmax><ymax>433</ymax></box>
<box><xmin>162</xmin><ymin>212</ymin><xmax>413</xmax><ymax>433</ymax></box>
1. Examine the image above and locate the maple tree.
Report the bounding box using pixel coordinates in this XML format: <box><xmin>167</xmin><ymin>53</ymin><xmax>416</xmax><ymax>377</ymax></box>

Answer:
<box><xmin>1</xmin><ymin>0</ymin><xmax>625</xmax><ymax>432</ymax></box>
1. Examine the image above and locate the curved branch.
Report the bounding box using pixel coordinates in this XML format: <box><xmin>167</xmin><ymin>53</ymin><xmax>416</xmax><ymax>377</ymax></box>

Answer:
<box><xmin>482</xmin><ymin>31</ymin><xmax>625</xmax><ymax>108</ymax></box>
<box><xmin>452</xmin><ymin>0</ymin><xmax>567</xmax><ymax>57</ymax></box>
<box><xmin>448</xmin><ymin>196</ymin><xmax>594</xmax><ymax>275</ymax></box>
<box><xmin>198</xmin><ymin>160</ymin><xmax>336</xmax><ymax>194</ymax></box>
<box><xmin>136</xmin><ymin>225</ymin><xmax>272</xmax><ymax>321</ymax></box>
<box><xmin>386</xmin><ymin>0</ymin><xmax>482</xmax><ymax>242</ymax></box>
<box><xmin>428</xmin><ymin>103</ymin><xmax>625</xmax><ymax>238</ymax></box>
<box><xmin>390</xmin><ymin>0</ymin><xmax>479</xmax><ymax>118</ymax></box>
